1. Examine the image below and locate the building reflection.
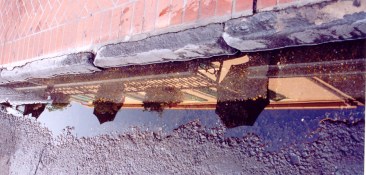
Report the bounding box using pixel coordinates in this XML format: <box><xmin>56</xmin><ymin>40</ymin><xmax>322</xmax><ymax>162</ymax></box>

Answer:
<box><xmin>47</xmin><ymin>92</ymin><xmax>71</xmax><ymax>111</ymax></box>
<box><xmin>93</xmin><ymin>101</ymin><xmax>123</xmax><ymax>124</ymax></box>
<box><xmin>142</xmin><ymin>87</ymin><xmax>183</xmax><ymax>113</ymax></box>
<box><xmin>92</xmin><ymin>83</ymin><xmax>125</xmax><ymax>124</ymax></box>
<box><xmin>22</xmin><ymin>104</ymin><xmax>47</xmax><ymax>119</ymax></box>
<box><xmin>1</xmin><ymin>48</ymin><xmax>364</xmax><ymax>127</ymax></box>
<box><xmin>216</xmin><ymin>98</ymin><xmax>269</xmax><ymax>127</ymax></box>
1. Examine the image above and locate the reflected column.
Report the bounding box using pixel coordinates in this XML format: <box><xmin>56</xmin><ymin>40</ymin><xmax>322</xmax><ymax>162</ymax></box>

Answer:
<box><xmin>215</xmin><ymin>55</ymin><xmax>270</xmax><ymax>127</ymax></box>
<box><xmin>92</xmin><ymin>82</ymin><xmax>125</xmax><ymax>124</ymax></box>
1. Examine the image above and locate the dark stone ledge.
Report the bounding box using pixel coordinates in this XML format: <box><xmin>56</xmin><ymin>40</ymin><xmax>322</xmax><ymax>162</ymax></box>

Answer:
<box><xmin>0</xmin><ymin>53</ymin><xmax>100</xmax><ymax>83</ymax></box>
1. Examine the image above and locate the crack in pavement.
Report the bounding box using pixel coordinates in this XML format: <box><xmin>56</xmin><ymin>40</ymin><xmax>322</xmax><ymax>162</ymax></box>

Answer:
<box><xmin>34</xmin><ymin>145</ymin><xmax>46</xmax><ymax>175</ymax></box>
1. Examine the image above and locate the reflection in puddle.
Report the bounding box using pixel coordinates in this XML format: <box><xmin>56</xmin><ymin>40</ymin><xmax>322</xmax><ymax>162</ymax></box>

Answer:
<box><xmin>0</xmin><ymin>40</ymin><xmax>365</xmax><ymax>150</ymax></box>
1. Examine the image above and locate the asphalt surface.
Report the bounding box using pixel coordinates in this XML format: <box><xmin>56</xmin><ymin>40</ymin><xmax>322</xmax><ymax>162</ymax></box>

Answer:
<box><xmin>0</xmin><ymin>110</ymin><xmax>363</xmax><ymax>174</ymax></box>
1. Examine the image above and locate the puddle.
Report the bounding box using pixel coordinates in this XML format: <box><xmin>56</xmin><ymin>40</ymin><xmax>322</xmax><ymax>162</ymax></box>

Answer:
<box><xmin>0</xmin><ymin>40</ymin><xmax>365</xmax><ymax>151</ymax></box>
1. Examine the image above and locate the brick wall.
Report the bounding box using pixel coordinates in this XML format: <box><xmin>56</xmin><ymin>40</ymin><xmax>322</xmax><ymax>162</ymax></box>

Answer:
<box><xmin>0</xmin><ymin>0</ymin><xmax>325</xmax><ymax>67</ymax></box>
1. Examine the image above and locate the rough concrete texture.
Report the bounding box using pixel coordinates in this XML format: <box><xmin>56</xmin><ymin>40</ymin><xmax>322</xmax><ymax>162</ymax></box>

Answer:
<box><xmin>94</xmin><ymin>0</ymin><xmax>366</xmax><ymax>68</ymax></box>
<box><xmin>0</xmin><ymin>71</ymin><xmax>10</xmax><ymax>84</ymax></box>
<box><xmin>95</xmin><ymin>24</ymin><xmax>236</xmax><ymax>68</ymax></box>
<box><xmin>224</xmin><ymin>0</ymin><xmax>366</xmax><ymax>51</ymax></box>
<box><xmin>0</xmin><ymin>87</ymin><xmax>50</xmax><ymax>105</ymax></box>
<box><xmin>0</xmin><ymin>53</ymin><xmax>100</xmax><ymax>83</ymax></box>
<box><xmin>0</xmin><ymin>110</ymin><xmax>363</xmax><ymax>174</ymax></box>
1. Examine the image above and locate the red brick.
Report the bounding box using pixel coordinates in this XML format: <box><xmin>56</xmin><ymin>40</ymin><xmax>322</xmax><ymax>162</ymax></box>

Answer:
<box><xmin>257</xmin><ymin>0</ymin><xmax>277</xmax><ymax>9</ymax></box>
<box><xmin>57</xmin><ymin>0</ymin><xmax>70</xmax><ymax>24</ymax></box>
<box><xmin>2</xmin><ymin>45</ymin><xmax>6</xmax><ymax>64</ymax></box>
<box><xmin>3</xmin><ymin>28</ymin><xmax>10</xmax><ymax>42</ymax></box>
<box><xmin>279</xmin><ymin>0</ymin><xmax>294</xmax><ymax>4</ymax></box>
<box><xmin>200</xmin><ymin>0</ymin><xmax>216</xmax><ymax>19</ymax></box>
<box><xmin>19</xmin><ymin>39</ymin><xmax>25</xmax><ymax>61</ymax></box>
<box><xmin>37</xmin><ymin>33</ymin><xmax>45</xmax><ymax>57</ymax></box>
<box><xmin>143</xmin><ymin>0</ymin><xmax>157</xmax><ymax>32</ymax></box>
<box><xmin>11</xmin><ymin>42</ymin><xmax>16</xmax><ymax>63</ymax></box>
<box><xmin>7</xmin><ymin>44</ymin><xmax>12</xmax><ymax>64</ymax></box>
<box><xmin>131</xmin><ymin>0</ymin><xmax>145</xmax><ymax>34</ymax></box>
<box><xmin>47</xmin><ymin>0</ymin><xmax>62</xmax><ymax>27</ymax></box>
<box><xmin>9</xmin><ymin>43</ymin><xmax>13</xmax><ymax>63</ymax></box>
<box><xmin>48</xmin><ymin>29</ymin><xmax>55</xmax><ymax>53</ymax></box>
<box><xmin>25</xmin><ymin>37</ymin><xmax>31</xmax><ymax>59</ymax></box>
<box><xmin>21</xmin><ymin>0</ymin><xmax>29</xmax><ymax>13</ymax></box>
<box><xmin>40</xmin><ymin>1</ymin><xmax>53</xmax><ymax>30</ymax></box>
<box><xmin>0</xmin><ymin>45</ymin><xmax>3</xmax><ymax>65</ymax></box>
<box><xmin>8</xmin><ymin>42</ymin><xmax>14</xmax><ymax>62</ymax></box>
<box><xmin>99</xmin><ymin>10</ymin><xmax>112</xmax><ymax>42</ymax></box>
<box><xmin>24</xmin><ymin>17</ymin><xmax>34</xmax><ymax>36</ymax></box>
<box><xmin>92</xmin><ymin>13</ymin><xmax>103</xmax><ymax>44</ymax></box>
<box><xmin>32</xmin><ymin>0</ymin><xmax>41</xmax><ymax>14</ymax></box>
<box><xmin>15</xmin><ymin>41</ymin><xmax>20</xmax><ymax>61</ymax></box>
<box><xmin>30</xmin><ymin>16</ymin><xmax>41</xmax><ymax>34</ymax></box>
<box><xmin>118</xmin><ymin>4</ymin><xmax>133</xmax><ymax>37</ymax></box>
<box><xmin>0</xmin><ymin>28</ymin><xmax>3</xmax><ymax>42</ymax></box>
<box><xmin>9</xmin><ymin>42</ymin><xmax>14</xmax><ymax>63</ymax></box>
<box><xmin>183</xmin><ymin>0</ymin><xmax>199</xmax><ymax>22</ymax></box>
<box><xmin>97</xmin><ymin>0</ymin><xmax>114</xmax><ymax>9</ymax></box>
<box><xmin>61</xmin><ymin>0</ymin><xmax>80</xmax><ymax>24</ymax></box>
<box><xmin>19</xmin><ymin>38</ymin><xmax>24</xmax><ymax>60</ymax></box>
<box><xmin>8</xmin><ymin>42</ymin><xmax>12</xmax><ymax>63</ymax></box>
<box><xmin>72</xmin><ymin>0</ymin><xmax>88</xmax><ymax>20</ymax></box>
<box><xmin>85</xmin><ymin>0</ymin><xmax>101</xmax><ymax>14</ymax></box>
<box><xmin>24</xmin><ymin>20</ymin><xmax>33</xmax><ymax>35</ymax></box>
<box><xmin>32</xmin><ymin>34</ymin><xmax>40</xmax><ymax>58</ymax></box>
<box><xmin>16</xmin><ymin>40</ymin><xmax>22</xmax><ymax>61</ymax></box>
<box><xmin>24</xmin><ymin>36</ymin><xmax>30</xmax><ymax>60</ymax></box>
<box><xmin>38</xmin><ymin>0</ymin><xmax>48</xmax><ymax>12</ymax></box>
<box><xmin>33</xmin><ymin>11</ymin><xmax>43</xmax><ymax>33</ymax></box>
<box><xmin>22</xmin><ymin>38</ymin><xmax>28</xmax><ymax>60</ymax></box>
<box><xmin>63</xmin><ymin>22</ymin><xmax>78</xmax><ymax>49</ymax></box>
<box><xmin>170</xmin><ymin>0</ymin><xmax>184</xmax><ymax>25</ymax></box>
<box><xmin>0</xmin><ymin>45</ymin><xmax>3</xmax><ymax>64</ymax></box>
<box><xmin>14</xmin><ymin>41</ymin><xmax>19</xmax><ymax>62</ymax></box>
<box><xmin>115</xmin><ymin>0</ymin><xmax>130</xmax><ymax>6</ymax></box>
<box><xmin>216</xmin><ymin>0</ymin><xmax>233</xmax><ymax>16</ymax></box>
<box><xmin>156</xmin><ymin>0</ymin><xmax>171</xmax><ymax>29</ymax></box>
<box><xmin>48</xmin><ymin>28</ymin><xmax>57</xmax><ymax>53</ymax></box>
<box><xmin>7</xmin><ymin>43</ymin><xmax>12</xmax><ymax>64</ymax></box>
<box><xmin>55</xmin><ymin>26</ymin><xmax>64</xmax><ymax>52</ymax></box>
<box><xmin>12</xmin><ymin>41</ymin><xmax>18</xmax><ymax>62</ymax></box>
<box><xmin>9</xmin><ymin>25</ymin><xmax>18</xmax><ymax>41</ymax></box>
<box><xmin>110</xmin><ymin>7</ymin><xmax>122</xmax><ymax>39</ymax></box>
<box><xmin>79</xmin><ymin>3</ymin><xmax>90</xmax><ymax>18</ymax></box>
<box><xmin>42</xmin><ymin>31</ymin><xmax>50</xmax><ymax>55</ymax></box>
<box><xmin>83</xmin><ymin>16</ymin><xmax>94</xmax><ymax>45</ymax></box>
<box><xmin>235</xmin><ymin>0</ymin><xmax>252</xmax><ymax>12</ymax></box>
<box><xmin>42</xmin><ymin>30</ymin><xmax>51</xmax><ymax>55</ymax></box>
<box><xmin>31</xmin><ymin>36</ymin><xmax>37</xmax><ymax>58</ymax></box>
<box><xmin>46</xmin><ymin>30</ymin><xmax>53</xmax><ymax>54</ymax></box>
<box><xmin>2</xmin><ymin>45</ymin><xmax>5</xmax><ymax>63</ymax></box>
<box><xmin>8</xmin><ymin>43</ymin><xmax>13</xmax><ymax>63</ymax></box>
<box><xmin>3</xmin><ymin>44</ymin><xmax>8</xmax><ymax>64</ymax></box>
<box><xmin>18</xmin><ymin>38</ymin><xmax>25</xmax><ymax>61</ymax></box>
<box><xmin>35</xmin><ymin>33</ymin><xmax>42</xmax><ymax>57</ymax></box>
<box><xmin>27</xmin><ymin>35</ymin><xmax>35</xmax><ymax>58</ymax></box>
<box><xmin>76</xmin><ymin>18</ymin><xmax>86</xmax><ymax>47</ymax></box>
<box><xmin>14</xmin><ymin>41</ymin><xmax>19</xmax><ymax>61</ymax></box>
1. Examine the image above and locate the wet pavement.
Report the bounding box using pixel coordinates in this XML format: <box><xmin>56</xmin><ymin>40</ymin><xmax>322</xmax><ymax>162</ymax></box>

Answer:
<box><xmin>0</xmin><ymin>40</ymin><xmax>365</xmax><ymax>174</ymax></box>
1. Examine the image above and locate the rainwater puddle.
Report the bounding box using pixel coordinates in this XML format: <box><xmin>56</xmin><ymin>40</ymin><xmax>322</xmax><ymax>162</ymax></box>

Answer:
<box><xmin>1</xmin><ymin>40</ymin><xmax>365</xmax><ymax>151</ymax></box>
